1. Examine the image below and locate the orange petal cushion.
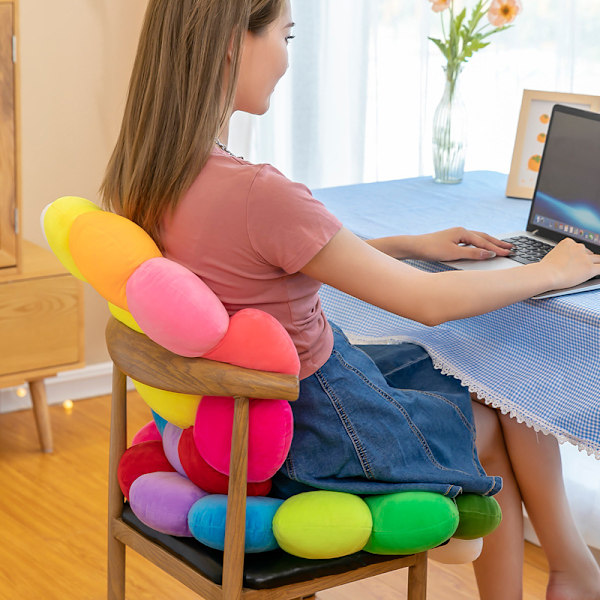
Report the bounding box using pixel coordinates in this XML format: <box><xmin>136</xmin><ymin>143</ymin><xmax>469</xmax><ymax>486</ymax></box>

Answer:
<box><xmin>69</xmin><ymin>211</ymin><xmax>161</xmax><ymax>310</ymax></box>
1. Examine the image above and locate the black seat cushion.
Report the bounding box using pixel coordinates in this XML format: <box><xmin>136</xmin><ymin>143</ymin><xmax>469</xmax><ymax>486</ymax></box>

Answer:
<box><xmin>121</xmin><ymin>504</ymin><xmax>407</xmax><ymax>589</ymax></box>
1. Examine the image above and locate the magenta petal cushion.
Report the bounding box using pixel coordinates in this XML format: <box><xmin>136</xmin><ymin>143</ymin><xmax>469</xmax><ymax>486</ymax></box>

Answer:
<box><xmin>126</xmin><ymin>257</ymin><xmax>229</xmax><ymax>357</ymax></box>
<box><xmin>193</xmin><ymin>396</ymin><xmax>293</xmax><ymax>482</ymax></box>
<box><xmin>129</xmin><ymin>471</ymin><xmax>207</xmax><ymax>537</ymax></box>
<box><xmin>203</xmin><ymin>309</ymin><xmax>300</xmax><ymax>375</ymax></box>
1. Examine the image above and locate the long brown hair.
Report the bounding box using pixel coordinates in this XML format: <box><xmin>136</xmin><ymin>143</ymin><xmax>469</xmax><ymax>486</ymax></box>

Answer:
<box><xmin>101</xmin><ymin>0</ymin><xmax>284</xmax><ymax>245</ymax></box>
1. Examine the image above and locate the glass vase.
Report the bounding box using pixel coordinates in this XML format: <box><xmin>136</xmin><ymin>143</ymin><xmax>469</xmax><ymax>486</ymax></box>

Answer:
<box><xmin>432</xmin><ymin>72</ymin><xmax>467</xmax><ymax>184</ymax></box>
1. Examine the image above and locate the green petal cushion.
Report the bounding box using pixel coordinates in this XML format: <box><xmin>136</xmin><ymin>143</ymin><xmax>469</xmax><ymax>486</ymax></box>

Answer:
<box><xmin>453</xmin><ymin>494</ymin><xmax>502</xmax><ymax>539</ymax></box>
<box><xmin>363</xmin><ymin>491</ymin><xmax>459</xmax><ymax>554</ymax></box>
<box><xmin>272</xmin><ymin>491</ymin><xmax>373</xmax><ymax>559</ymax></box>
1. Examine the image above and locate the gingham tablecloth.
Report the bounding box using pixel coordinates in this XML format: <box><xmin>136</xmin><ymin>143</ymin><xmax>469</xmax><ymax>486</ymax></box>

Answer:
<box><xmin>313</xmin><ymin>171</ymin><xmax>600</xmax><ymax>457</ymax></box>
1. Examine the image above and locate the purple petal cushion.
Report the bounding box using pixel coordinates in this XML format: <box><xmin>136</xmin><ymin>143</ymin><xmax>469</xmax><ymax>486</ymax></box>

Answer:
<box><xmin>193</xmin><ymin>396</ymin><xmax>293</xmax><ymax>482</ymax></box>
<box><xmin>162</xmin><ymin>422</ymin><xmax>186</xmax><ymax>476</ymax></box>
<box><xmin>128</xmin><ymin>471</ymin><xmax>207</xmax><ymax>537</ymax></box>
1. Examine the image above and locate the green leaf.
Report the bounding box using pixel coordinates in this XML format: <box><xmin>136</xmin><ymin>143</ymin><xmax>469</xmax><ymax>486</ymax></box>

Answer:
<box><xmin>428</xmin><ymin>36</ymin><xmax>450</xmax><ymax>60</ymax></box>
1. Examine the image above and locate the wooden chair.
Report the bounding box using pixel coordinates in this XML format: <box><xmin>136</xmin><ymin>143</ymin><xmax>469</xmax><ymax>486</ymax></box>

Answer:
<box><xmin>106</xmin><ymin>316</ymin><xmax>428</xmax><ymax>600</ymax></box>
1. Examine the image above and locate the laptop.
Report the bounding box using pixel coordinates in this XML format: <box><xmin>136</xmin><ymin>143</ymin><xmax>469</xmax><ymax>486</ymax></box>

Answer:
<box><xmin>441</xmin><ymin>103</ymin><xmax>600</xmax><ymax>299</ymax></box>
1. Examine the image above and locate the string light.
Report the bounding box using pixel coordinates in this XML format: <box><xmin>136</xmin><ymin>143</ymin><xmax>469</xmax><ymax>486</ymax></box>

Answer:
<box><xmin>62</xmin><ymin>399</ymin><xmax>74</xmax><ymax>413</ymax></box>
<box><xmin>15</xmin><ymin>387</ymin><xmax>27</xmax><ymax>398</ymax></box>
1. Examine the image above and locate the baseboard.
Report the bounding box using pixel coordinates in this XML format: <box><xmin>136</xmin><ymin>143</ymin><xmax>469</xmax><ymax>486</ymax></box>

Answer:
<box><xmin>0</xmin><ymin>362</ymin><xmax>134</xmax><ymax>414</ymax></box>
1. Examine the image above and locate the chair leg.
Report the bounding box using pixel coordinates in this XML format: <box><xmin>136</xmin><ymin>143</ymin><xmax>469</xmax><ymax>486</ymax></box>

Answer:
<box><xmin>407</xmin><ymin>552</ymin><xmax>428</xmax><ymax>600</ymax></box>
<box><xmin>107</xmin><ymin>535</ymin><xmax>126</xmax><ymax>600</ymax></box>
<box><xmin>222</xmin><ymin>395</ymin><xmax>250</xmax><ymax>600</ymax></box>
<box><xmin>107</xmin><ymin>366</ymin><xmax>128</xmax><ymax>600</ymax></box>
<box><xmin>28</xmin><ymin>379</ymin><xmax>53</xmax><ymax>452</ymax></box>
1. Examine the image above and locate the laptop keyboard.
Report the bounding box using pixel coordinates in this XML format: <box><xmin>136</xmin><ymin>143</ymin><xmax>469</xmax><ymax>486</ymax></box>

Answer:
<box><xmin>502</xmin><ymin>235</ymin><xmax>554</xmax><ymax>265</ymax></box>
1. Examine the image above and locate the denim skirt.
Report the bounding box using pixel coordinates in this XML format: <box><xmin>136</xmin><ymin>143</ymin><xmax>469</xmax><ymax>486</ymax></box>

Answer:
<box><xmin>273</xmin><ymin>324</ymin><xmax>502</xmax><ymax>499</ymax></box>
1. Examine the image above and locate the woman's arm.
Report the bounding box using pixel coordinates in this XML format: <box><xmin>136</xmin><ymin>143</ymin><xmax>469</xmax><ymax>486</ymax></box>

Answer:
<box><xmin>301</xmin><ymin>227</ymin><xmax>600</xmax><ymax>326</ymax></box>
<box><xmin>366</xmin><ymin>227</ymin><xmax>513</xmax><ymax>261</ymax></box>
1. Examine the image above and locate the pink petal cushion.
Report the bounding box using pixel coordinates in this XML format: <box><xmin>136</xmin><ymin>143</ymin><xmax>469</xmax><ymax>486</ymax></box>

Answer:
<box><xmin>203</xmin><ymin>309</ymin><xmax>300</xmax><ymax>375</ymax></box>
<box><xmin>129</xmin><ymin>471</ymin><xmax>207</xmax><ymax>537</ymax></box>
<box><xmin>131</xmin><ymin>420</ymin><xmax>162</xmax><ymax>445</ymax></box>
<box><xmin>117</xmin><ymin>440</ymin><xmax>175</xmax><ymax>499</ymax></box>
<box><xmin>193</xmin><ymin>396</ymin><xmax>293</xmax><ymax>482</ymax></box>
<box><xmin>178</xmin><ymin>427</ymin><xmax>272</xmax><ymax>496</ymax></box>
<box><xmin>126</xmin><ymin>257</ymin><xmax>229</xmax><ymax>357</ymax></box>
<box><xmin>162</xmin><ymin>422</ymin><xmax>187</xmax><ymax>476</ymax></box>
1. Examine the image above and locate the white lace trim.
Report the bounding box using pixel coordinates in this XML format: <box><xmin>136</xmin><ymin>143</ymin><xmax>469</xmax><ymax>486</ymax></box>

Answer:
<box><xmin>346</xmin><ymin>332</ymin><xmax>600</xmax><ymax>460</ymax></box>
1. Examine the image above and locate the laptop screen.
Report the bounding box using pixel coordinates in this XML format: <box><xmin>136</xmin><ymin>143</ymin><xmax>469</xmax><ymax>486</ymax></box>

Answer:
<box><xmin>527</xmin><ymin>104</ymin><xmax>600</xmax><ymax>253</ymax></box>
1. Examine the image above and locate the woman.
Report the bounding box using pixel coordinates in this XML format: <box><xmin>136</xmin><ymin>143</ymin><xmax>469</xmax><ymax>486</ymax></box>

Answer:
<box><xmin>102</xmin><ymin>1</ymin><xmax>600</xmax><ymax>598</ymax></box>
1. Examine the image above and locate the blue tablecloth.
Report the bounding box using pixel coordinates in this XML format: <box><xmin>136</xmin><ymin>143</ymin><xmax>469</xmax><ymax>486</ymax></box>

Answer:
<box><xmin>313</xmin><ymin>171</ymin><xmax>600</xmax><ymax>457</ymax></box>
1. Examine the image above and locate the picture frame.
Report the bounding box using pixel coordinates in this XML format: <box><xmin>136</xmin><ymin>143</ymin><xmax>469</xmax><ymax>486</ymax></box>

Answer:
<box><xmin>506</xmin><ymin>89</ymin><xmax>600</xmax><ymax>199</ymax></box>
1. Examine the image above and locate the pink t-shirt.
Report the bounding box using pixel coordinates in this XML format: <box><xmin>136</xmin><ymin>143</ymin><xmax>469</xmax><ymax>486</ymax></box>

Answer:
<box><xmin>160</xmin><ymin>147</ymin><xmax>343</xmax><ymax>379</ymax></box>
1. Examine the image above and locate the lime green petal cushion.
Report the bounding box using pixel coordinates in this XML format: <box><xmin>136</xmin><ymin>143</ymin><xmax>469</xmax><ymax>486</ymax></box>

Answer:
<box><xmin>453</xmin><ymin>494</ymin><xmax>502</xmax><ymax>540</ymax></box>
<box><xmin>363</xmin><ymin>491</ymin><xmax>459</xmax><ymax>555</ymax></box>
<box><xmin>272</xmin><ymin>491</ymin><xmax>373</xmax><ymax>559</ymax></box>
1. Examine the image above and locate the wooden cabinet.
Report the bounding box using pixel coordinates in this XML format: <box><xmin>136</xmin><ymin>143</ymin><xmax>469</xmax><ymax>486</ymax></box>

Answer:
<box><xmin>0</xmin><ymin>1</ymin><xmax>85</xmax><ymax>452</ymax></box>
<box><xmin>0</xmin><ymin>1</ymin><xmax>18</xmax><ymax>269</ymax></box>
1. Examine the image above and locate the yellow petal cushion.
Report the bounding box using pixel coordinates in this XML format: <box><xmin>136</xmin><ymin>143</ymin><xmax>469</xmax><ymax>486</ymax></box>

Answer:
<box><xmin>272</xmin><ymin>491</ymin><xmax>373</xmax><ymax>559</ymax></box>
<box><xmin>68</xmin><ymin>211</ymin><xmax>161</xmax><ymax>310</ymax></box>
<box><xmin>132</xmin><ymin>380</ymin><xmax>202</xmax><ymax>429</ymax></box>
<box><xmin>41</xmin><ymin>196</ymin><xmax>101</xmax><ymax>280</ymax></box>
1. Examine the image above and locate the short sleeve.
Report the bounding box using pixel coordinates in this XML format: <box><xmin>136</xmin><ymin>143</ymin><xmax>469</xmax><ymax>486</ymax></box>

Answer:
<box><xmin>246</xmin><ymin>165</ymin><xmax>343</xmax><ymax>274</ymax></box>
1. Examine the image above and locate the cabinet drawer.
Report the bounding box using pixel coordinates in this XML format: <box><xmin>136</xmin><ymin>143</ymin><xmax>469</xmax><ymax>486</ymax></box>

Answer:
<box><xmin>0</xmin><ymin>275</ymin><xmax>83</xmax><ymax>377</ymax></box>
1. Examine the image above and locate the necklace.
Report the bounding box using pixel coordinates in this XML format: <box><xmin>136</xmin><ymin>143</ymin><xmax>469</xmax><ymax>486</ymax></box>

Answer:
<box><xmin>214</xmin><ymin>138</ymin><xmax>244</xmax><ymax>160</ymax></box>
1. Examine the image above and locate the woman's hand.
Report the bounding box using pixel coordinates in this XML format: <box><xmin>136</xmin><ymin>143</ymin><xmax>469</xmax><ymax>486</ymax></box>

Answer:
<box><xmin>539</xmin><ymin>238</ymin><xmax>600</xmax><ymax>290</ymax></box>
<box><xmin>403</xmin><ymin>227</ymin><xmax>513</xmax><ymax>262</ymax></box>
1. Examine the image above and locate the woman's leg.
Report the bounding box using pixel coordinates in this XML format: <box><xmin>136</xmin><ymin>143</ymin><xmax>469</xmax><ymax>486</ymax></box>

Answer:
<box><xmin>497</xmin><ymin>411</ymin><xmax>600</xmax><ymax>600</ymax></box>
<box><xmin>470</xmin><ymin>400</ymin><xmax>525</xmax><ymax>600</ymax></box>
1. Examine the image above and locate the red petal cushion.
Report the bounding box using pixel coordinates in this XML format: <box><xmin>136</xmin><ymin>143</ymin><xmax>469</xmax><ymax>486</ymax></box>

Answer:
<box><xmin>178</xmin><ymin>427</ymin><xmax>271</xmax><ymax>496</ymax></box>
<box><xmin>117</xmin><ymin>440</ymin><xmax>175</xmax><ymax>498</ymax></box>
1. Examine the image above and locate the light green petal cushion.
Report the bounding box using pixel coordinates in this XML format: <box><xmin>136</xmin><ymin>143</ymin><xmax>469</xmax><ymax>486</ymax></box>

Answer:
<box><xmin>453</xmin><ymin>494</ymin><xmax>502</xmax><ymax>539</ymax></box>
<box><xmin>363</xmin><ymin>491</ymin><xmax>459</xmax><ymax>555</ymax></box>
<box><xmin>272</xmin><ymin>491</ymin><xmax>373</xmax><ymax>559</ymax></box>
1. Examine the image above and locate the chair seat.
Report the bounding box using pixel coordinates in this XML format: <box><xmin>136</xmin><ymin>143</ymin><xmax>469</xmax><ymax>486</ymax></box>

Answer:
<box><xmin>121</xmin><ymin>504</ymin><xmax>407</xmax><ymax>590</ymax></box>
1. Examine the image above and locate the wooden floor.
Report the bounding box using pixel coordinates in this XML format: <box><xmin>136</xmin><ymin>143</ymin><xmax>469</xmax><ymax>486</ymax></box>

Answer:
<box><xmin>0</xmin><ymin>392</ymin><xmax>549</xmax><ymax>599</ymax></box>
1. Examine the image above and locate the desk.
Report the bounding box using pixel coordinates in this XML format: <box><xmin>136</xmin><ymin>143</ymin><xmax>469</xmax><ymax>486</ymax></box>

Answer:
<box><xmin>313</xmin><ymin>171</ymin><xmax>600</xmax><ymax>458</ymax></box>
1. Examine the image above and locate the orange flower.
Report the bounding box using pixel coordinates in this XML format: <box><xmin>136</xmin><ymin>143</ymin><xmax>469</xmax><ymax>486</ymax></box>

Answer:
<box><xmin>428</xmin><ymin>0</ymin><xmax>451</xmax><ymax>13</ymax></box>
<box><xmin>488</xmin><ymin>0</ymin><xmax>522</xmax><ymax>26</ymax></box>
